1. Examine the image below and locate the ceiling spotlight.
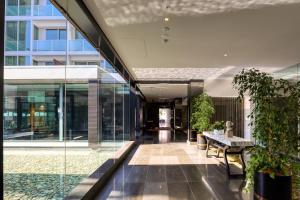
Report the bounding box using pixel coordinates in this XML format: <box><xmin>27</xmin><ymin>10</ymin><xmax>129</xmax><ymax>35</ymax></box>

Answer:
<box><xmin>224</xmin><ymin>53</ymin><xmax>228</xmax><ymax>57</ymax></box>
<box><xmin>164</xmin><ymin>17</ymin><xmax>169</xmax><ymax>22</ymax></box>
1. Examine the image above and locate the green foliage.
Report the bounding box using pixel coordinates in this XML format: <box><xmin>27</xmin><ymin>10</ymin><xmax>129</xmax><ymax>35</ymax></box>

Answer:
<box><xmin>211</xmin><ymin>121</ymin><xmax>225</xmax><ymax>130</ymax></box>
<box><xmin>233</xmin><ymin>68</ymin><xmax>300</xmax><ymax>190</ymax></box>
<box><xmin>292</xmin><ymin>162</ymin><xmax>300</xmax><ymax>199</ymax></box>
<box><xmin>191</xmin><ymin>93</ymin><xmax>215</xmax><ymax>132</ymax></box>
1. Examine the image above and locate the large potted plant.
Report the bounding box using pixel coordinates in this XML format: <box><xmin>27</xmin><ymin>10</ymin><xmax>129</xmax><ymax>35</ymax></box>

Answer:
<box><xmin>233</xmin><ymin>69</ymin><xmax>300</xmax><ymax>200</ymax></box>
<box><xmin>191</xmin><ymin>93</ymin><xmax>215</xmax><ymax>149</ymax></box>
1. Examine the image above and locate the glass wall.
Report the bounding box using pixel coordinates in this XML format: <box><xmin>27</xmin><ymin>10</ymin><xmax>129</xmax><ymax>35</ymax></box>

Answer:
<box><xmin>3</xmin><ymin>0</ymin><xmax>137</xmax><ymax>199</ymax></box>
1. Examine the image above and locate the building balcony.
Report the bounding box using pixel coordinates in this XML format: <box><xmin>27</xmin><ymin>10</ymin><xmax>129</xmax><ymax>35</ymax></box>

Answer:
<box><xmin>33</xmin><ymin>5</ymin><xmax>62</xmax><ymax>16</ymax></box>
<box><xmin>68</xmin><ymin>39</ymin><xmax>96</xmax><ymax>51</ymax></box>
<box><xmin>32</xmin><ymin>39</ymin><xmax>96</xmax><ymax>52</ymax></box>
<box><xmin>33</xmin><ymin>40</ymin><xmax>66</xmax><ymax>51</ymax></box>
<box><xmin>6</xmin><ymin>5</ymin><xmax>31</xmax><ymax>16</ymax></box>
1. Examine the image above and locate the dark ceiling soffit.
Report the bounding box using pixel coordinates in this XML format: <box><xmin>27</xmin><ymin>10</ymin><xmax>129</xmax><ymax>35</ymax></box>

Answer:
<box><xmin>50</xmin><ymin>0</ymin><xmax>135</xmax><ymax>85</ymax></box>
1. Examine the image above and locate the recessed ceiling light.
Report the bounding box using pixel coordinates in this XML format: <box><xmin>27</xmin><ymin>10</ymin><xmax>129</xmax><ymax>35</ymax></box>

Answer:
<box><xmin>224</xmin><ymin>53</ymin><xmax>228</xmax><ymax>57</ymax></box>
<box><xmin>164</xmin><ymin>17</ymin><xmax>169</xmax><ymax>22</ymax></box>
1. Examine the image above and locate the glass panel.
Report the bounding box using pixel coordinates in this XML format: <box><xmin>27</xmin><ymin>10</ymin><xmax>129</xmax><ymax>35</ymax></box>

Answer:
<box><xmin>18</xmin><ymin>21</ymin><xmax>30</xmax><ymax>51</ymax></box>
<box><xmin>4</xmin><ymin>0</ymin><xmax>68</xmax><ymax>199</ymax></box>
<box><xmin>5</xmin><ymin>21</ymin><xmax>18</xmax><ymax>51</ymax></box>
<box><xmin>115</xmin><ymin>79</ymin><xmax>124</xmax><ymax>141</ymax></box>
<box><xmin>59</xmin><ymin>29</ymin><xmax>66</xmax><ymax>40</ymax></box>
<box><xmin>19</xmin><ymin>0</ymin><xmax>31</xmax><ymax>16</ymax></box>
<box><xmin>5</xmin><ymin>56</ymin><xmax>17</xmax><ymax>66</ymax></box>
<box><xmin>6</xmin><ymin>0</ymin><xmax>18</xmax><ymax>16</ymax></box>
<box><xmin>33</xmin><ymin>26</ymin><xmax>39</xmax><ymax>40</ymax></box>
<box><xmin>100</xmin><ymin>72</ymin><xmax>115</xmax><ymax>141</ymax></box>
<box><xmin>33</xmin><ymin>5</ymin><xmax>62</xmax><ymax>16</ymax></box>
<box><xmin>75</xmin><ymin>31</ymin><xmax>83</xmax><ymax>39</ymax></box>
<box><xmin>4</xmin><ymin>0</ymin><xmax>137</xmax><ymax>199</ymax></box>
<box><xmin>18</xmin><ymin>56</ymin><xmax>30</xmax><ymax>66</ymax></box>
<box><xmin>46</xmin><ymin>29</ymin><xmax>58</xmax><ymax>40</ymax></box>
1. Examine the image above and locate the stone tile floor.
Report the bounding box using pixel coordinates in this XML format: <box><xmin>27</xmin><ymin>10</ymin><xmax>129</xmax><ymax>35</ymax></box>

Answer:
<box><xmin>95</xmin><ymin>143</ymin><xmax>251</xmax><ymax>200</ymax></box>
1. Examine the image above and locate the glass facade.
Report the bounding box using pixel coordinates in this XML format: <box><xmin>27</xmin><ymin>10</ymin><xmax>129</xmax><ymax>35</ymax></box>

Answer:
<box><xmin>6</xmin><ymin>0</ymin><xmax>31</xmax><ymax>16</ymax></box>
<box><xmin>5</xmin><ymin>20</ymin><xmax>30</xmax><ymax>51</ymax></box>
<box><xmin>3</xmin><ymin>0</ymin><xmax>139</xmax><ymax>199</ymax></box>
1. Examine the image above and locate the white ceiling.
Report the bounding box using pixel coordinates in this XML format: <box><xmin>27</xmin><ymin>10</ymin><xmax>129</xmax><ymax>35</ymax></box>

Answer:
<box><xmin>83</xmin><ymin>0</ymin><xmax>300</xmax><ymax>99</ymax></box>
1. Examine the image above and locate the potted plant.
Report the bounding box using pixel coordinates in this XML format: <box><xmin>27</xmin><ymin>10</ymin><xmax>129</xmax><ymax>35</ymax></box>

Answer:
<box><xmin>211</xmin><ymin>121</ymin><xmax>225</xmax><ymax>135</ymax></box>
<box><xmin>191</xmin><ymin>93</ymin><xmax>215</xmax><ymax>149</ymax></box>
<box><xmin>233</xmin><ymin>68</ymin><xmax>299</xmax><ymax>200</ymax></box>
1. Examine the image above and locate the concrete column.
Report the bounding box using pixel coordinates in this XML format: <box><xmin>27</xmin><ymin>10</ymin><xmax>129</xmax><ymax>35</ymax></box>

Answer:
<box><xmin>58</xmin><ymin>84</ymin><xmax>64</xmax><ymax>141</ymax></box>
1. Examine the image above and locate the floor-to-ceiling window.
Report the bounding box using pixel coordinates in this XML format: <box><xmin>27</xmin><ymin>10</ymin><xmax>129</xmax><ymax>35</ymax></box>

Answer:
<box><xmin>3</xmin><ymin>0</ymin><xmax>136</xmax><ymax>199</ymax></box>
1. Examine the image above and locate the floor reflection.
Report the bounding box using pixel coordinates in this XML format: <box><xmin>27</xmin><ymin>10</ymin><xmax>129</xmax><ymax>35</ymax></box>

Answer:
<box><xmin>158</xmin><ymin>130</ymin><xmax>171</xmax><ymax>143</ymax></box>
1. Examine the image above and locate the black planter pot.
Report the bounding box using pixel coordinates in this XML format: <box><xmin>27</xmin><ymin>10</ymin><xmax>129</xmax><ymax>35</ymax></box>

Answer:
<box><xmin>254</xmin><ymin>172</ymin><xmax>292</xmax><ymax>200</ymax></box>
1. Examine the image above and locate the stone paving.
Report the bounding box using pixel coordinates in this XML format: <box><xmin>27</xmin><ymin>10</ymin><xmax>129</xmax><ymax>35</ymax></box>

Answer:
<box><xmin>4</xmin><ymin>141</ymin><xmax>128</xmax><ymax>200</ymax></box>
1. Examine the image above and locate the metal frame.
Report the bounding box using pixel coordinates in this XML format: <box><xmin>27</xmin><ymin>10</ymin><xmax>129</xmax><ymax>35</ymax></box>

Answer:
<box><xmin>0</xmin><ymin>0</ymin><xmax>4</xmax><ymax>195</ymax></box>
<box><xmin>205</xmin><ymin>138</ymin><xmax>246</xmax><ymax>177</ymax></box>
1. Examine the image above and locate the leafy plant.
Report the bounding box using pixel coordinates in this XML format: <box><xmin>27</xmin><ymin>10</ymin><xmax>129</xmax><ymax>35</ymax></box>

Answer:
<box><xmin>191</xmin><ymin>93</ymin><xmax>215</xmax><ymax>132</ymax></box>
<box><xmin>211</xmin><ymin>121</ymin><xmax>225</xmax><ymax>130</ymax></box>
<box><xmin>233</xmin><ymin>68</ymin><xmax>300</xmax><ymax>190</ymax></box>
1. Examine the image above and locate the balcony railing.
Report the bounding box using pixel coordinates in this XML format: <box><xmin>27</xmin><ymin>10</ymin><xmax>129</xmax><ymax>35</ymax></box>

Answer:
<box><xmin>33</xmin><ymin>40</ymin><xmax>67</xmax><ymax>51</ymax></box>
<box><xmin>6</xmin><ymin>5</ymin><xmax>31</xmax><ymax>16</ymax></box>
<box><xmin>33</xmin><ymin>5</ymin><xmax>63</xmax><ymax>16</ymax></box>
<box><xmin>33</xmin><ymin>40</ymin><xmax>96</xmax><ymax>52</ymax></box>
<box><xmin>69</xmin><ymin>40</ymin><xmax>96</xmax><ymax>51</ymax></box>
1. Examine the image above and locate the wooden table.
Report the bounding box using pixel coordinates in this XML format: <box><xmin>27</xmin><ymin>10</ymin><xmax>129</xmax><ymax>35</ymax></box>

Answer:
<box><xmin>203</xmin><ymin>132</ymin><xmax>254</xmax><ymax>177</ymax></box>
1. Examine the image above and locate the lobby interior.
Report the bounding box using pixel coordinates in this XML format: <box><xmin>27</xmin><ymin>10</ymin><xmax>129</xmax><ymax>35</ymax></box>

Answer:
<box><xmin>1</xmin><ymin>0</ymin><xmax>300</xmax><ymax>200</ymax></box>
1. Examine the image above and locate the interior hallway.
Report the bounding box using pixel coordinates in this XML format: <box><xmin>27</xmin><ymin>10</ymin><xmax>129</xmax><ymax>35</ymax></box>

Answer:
<box><xmin>95</xmin><ymin>140</ymin><xmax>251</xmax><ymax>200</ymax></box>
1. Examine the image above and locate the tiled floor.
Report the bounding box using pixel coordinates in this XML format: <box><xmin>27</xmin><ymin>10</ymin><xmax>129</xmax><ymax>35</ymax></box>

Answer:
<box><xmin>94</xmin><ymin>142</ymin><xmax>251</xmax><ymax>200</ymax></box>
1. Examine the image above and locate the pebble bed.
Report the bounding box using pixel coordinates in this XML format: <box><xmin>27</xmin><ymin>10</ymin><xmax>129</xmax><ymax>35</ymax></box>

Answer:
<box><xmin>4</xmin><ymin>141</ymin><xmax>126</xmax><ymax>200</ymax></box>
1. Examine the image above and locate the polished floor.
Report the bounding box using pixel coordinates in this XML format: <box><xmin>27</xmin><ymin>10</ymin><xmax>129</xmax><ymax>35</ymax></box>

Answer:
<box><xmin>94</xmin><ymin>137</ymin><xmax>251</xmax><ymax>200</ymax></box>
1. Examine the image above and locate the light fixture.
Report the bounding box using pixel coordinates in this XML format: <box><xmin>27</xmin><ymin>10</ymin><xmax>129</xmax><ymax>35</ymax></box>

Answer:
<box><xmin>224</xmin><ymin>53</ymin><xmax>228</xmax><ymax>57</ymax></box>
<box><xmin>164</xmin><ymin>17</ymin><xmax>169</xmax><ymax>22</ymax></box>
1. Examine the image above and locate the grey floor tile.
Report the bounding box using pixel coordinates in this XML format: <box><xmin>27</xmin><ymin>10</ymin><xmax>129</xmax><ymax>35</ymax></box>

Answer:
<box><xmin>143</xmin><ymin>182</ymin><xmax>169</xmax><ymax>200</ymax></box>
<box><xmin>197</xmin><ymin>164</ymin><xmax>226</xmax><ymax>179</ymax></box>
<box><xmin>126</xmin><ymin>166</ymin><xmax>148</xmax><ymax>183</ymax></box>
<box><xmin>166</xmin><ymin>165</ymin><xmax>187</xmax><ymax>183</ymax></box>
<box><xmin>167</xmin><ymin>182</ymin><xmax>195</xmax><ymax>200</ymax></box>
<box><xmin>189</xmin><ymin>181</ymin><xmax>215</xmax><ymax>200</ymax></box>
<box><xmin>146</xmin><ymin>165</ymin><xmax>166</xmax><ymax>182</ymax></box>
<box><xmin>123</xmin><ymin>183</ymin><xmax>145</xmax><ymax>200</ymax></box>
<box><xmin>181</xmin><ymin>165</ymin><xmax>203</xmax><ymax>182</ymax></box>
<box><xmin>94</xmin><ymin>143</ymin><xmax>249</xmax><ymax>200</ymax></box>
<box><xmin>203</xmin><ymin>177</ymin><xmax>245</xmax><ymax>200</ymax></box>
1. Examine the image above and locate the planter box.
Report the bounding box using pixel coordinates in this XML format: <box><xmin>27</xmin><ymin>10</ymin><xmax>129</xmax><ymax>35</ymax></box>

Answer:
<box><xmin>254</xmin><ymin>172</ymin><xmax>292</xmax><ymax>200</ymax></box>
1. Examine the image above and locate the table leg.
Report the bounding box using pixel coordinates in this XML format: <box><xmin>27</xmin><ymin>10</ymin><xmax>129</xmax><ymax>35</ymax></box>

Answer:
<box><xmin>240</xmin><ymin>149</ymin><xmax>246</xmax><ymax>176</ymax></box>
<box><xmin>224</xmin><ymin>146</ymin><xmax>231</xmax><ymax>176</ymax></box>
<box><xmin>206</xmin><ymin>138</ymin><xmax>210</xmax><ymax>158</ymax></box>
